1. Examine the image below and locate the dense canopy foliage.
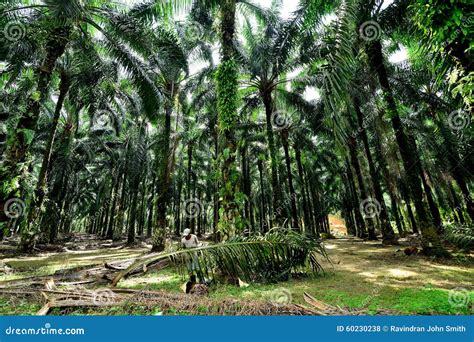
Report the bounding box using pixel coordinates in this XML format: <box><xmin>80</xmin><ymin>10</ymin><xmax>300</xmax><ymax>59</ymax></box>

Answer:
<box><xmin>0</xmin><ymin>0</ymin><xmax>472</xmax><ymax>258</ymax></box>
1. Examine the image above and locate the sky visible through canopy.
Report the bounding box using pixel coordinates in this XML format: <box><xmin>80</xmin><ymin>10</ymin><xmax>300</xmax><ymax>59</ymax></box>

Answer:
<box><xmin>120</xmin><ymin>0</ymin><xmax>407</xmax><ymax>102</ymax></box>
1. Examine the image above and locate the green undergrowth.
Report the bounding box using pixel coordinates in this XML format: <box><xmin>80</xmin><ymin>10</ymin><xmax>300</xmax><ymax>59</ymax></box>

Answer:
<box><xmin>116</xmin><ymin>269</ymin><xmax>473</xmax><ymax>315</ymax></box>
<box><xmin>2</xmin><ymin>268</ymin><xmax>471</xmax><ymax>315</ymax></box>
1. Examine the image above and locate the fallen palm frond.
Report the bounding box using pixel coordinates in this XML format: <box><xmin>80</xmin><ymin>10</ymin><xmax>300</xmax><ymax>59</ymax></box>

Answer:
<box><xmin>35</xmin><ymin>288</ymin><xmax>318</xmax><ymax>316</ymax></box>
<box><xmin>33</xmin><ymin>288</ymin><xmax>391</xmax><ymax>316</ymax></box>
<box><xmin>1</xmin><ymin>280</ymin><xmax>396</xmax><ymax>316</ymax></box>
<box><xmin>0</xmin><ymin>256</ymin><xmax>169</xmax><ymax>291</ymax></box>
<box><xmin>302</xmin><ymin>292</ymin><xmax>356</xmax><ymax>315</ymax></box>
<box><xmin>112</xmin><ymin>229</ymin><xmax>327</xmax><ymax>286</ymax></box>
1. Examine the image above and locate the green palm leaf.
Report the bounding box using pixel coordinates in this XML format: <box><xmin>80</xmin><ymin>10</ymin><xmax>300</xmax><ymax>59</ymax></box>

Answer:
<box><xmin>112</xmin><ymin>229</ymin><xmax>327</xmax><ymax>286</ymax></box>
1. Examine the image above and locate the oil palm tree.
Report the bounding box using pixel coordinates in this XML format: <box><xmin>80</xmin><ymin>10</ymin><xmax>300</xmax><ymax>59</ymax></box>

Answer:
<box><xmin>238</xmin><ymin>12</ymin><xmax>311</xmax><ymax>226</ymax></box>
<box><xmin>0</xmin><ymin>0</ymin><xmax>168</xmax><ymax>241</ymax></box>
<box><xmin>129</xmin><ymin>0</ymin><xmax>270</xmax><ymax>239</ymax></box>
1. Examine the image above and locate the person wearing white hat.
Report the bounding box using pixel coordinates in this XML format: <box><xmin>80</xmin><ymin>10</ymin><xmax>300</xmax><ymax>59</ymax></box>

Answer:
<box><xmin>181</xmin><ymin>228</ymin><xmax>201</xmax><ymax>285</ymax></box>
<box><xmin>181</xmin><ymin>228</ymin><xmax>200</xmax><ymax>249</ymax></box>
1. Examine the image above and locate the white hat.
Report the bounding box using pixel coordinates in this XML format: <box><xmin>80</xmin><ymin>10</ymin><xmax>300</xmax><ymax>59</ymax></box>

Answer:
<box><xmin>182</xmin><ymin>228</ymin><xmax>191</xmax><ymax>236</ymax></box>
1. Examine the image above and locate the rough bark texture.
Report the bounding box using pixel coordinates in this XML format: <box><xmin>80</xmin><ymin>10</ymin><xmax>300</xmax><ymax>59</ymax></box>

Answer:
<box><xmin>281</xmin><ymin>129</ymin><xmax>299</xmax><ymax>230</ymax></box>
<box><xmin>152</xmin><ymin>101</ymin><xmax>173</xmax><ymax>252</ymax></box>
<box><xmin>216</xmin><ymin>0</ymin><xmax>243</xmax><ymax>240</ymax></box>
<box><xmin>1</xmin><ymin>26</ymin><xmax>71</xmax><ymax>249</ymax></box>
<box><xmin>353</xmin><ymin>98</ymin><xmax>395</xmax><ymax>242</ymax></box>
<box><xmin>366</xmin><ymin>40</ymin><xmax>447</xmax><ymax>256</ymax></box>
<box><xmin>262</xmin><ymin>92</ymin><xmax>283</xmax><ymax>222</ymax></box>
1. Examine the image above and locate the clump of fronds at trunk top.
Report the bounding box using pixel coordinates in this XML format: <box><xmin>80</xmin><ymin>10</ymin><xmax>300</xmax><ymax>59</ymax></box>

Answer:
<box><xmin>112</xmin><ymin>229</ymin><xmax>327</xmax><ymax>286</ymax></box>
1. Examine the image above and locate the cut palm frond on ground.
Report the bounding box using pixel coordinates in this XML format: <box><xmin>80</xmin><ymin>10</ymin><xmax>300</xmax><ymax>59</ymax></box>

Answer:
<box><xmin>112</xmin><ymin>229</ymin><xmax>327</xmax><ymax>286</ymax></box>
<box><xmin>33</xmin><ymin>289</ymin><xmax>384</xmax><ymax>316</ymax></box>
<box><xmin>34</xmin><ymin>288</ymin><xmax>321</xmax><ymax>316</ymax></box>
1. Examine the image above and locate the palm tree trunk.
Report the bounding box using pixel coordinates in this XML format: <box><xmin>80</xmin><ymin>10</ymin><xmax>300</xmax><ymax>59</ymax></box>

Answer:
<box><xmin>452</xmin><ymin>170</ymin><xmax>474</xmax><ymax>221</ymax></box>
<box><xmin>280</xmin><ymin>129</ymin><xmax>299</xmax><ymax>230</ymax></box>
<box><xmin>127</xmin><ymin>185</ymin><xmax>139</xmax><ymax>244</ymax></box>
<box><xmin>106</xmin><ymin>170</ymin><xmax>121</xmax><ymax>239</ymax></box>
<box><xmin>147</xmin><ymin>172</ymin><xmax>156</xmax><ymax>238</ymax></box>
<box><xmin>257</xmin><ymin>160</ymin><xmax>267</xmax><ymax>233</ymax></box>
<box><xmin>102</xmin><ymin>189</ymin><xmax>112</xmax><ymax>238</ymax></box>
<box><xmin>137</xmin><ymin>171</ymin><xmax>148</xmax><ymax>237</ymax></box>
<box><xmin>345</xmin><ymin>159</ymin><xmax>367</xmax><ymax>236</ymax></box>
<box><xmin>431</xmin><ymin>107</ymin><xmax>474</xmax><ymax>220</ymax></box>
<box><xmin>419</xmin><ymin>166</ymin><xmax>442</xmax><ymax>230</ymax></box>
<box><xmin>448</xmin><ymin>181</ymin><xmax>465</xmax><ymax>224</ymax></box>
<box><xmin>197</xmin><ymin>189</ymin><xmax>202</xmax><ymax>236</ymax></box>
<box><xmin>353</xmin><ymin>99</ymin><xmax>395</xmax><ymax>241</ymax></box>
<box><xmin>262</xmin><ymin>92</ymin><xmax>283</xmax><ymax>222</ymax></box>
<box><xmin>304</xmin><ymin>167</ymin><xmax>319</xmax><ymax>236</ymax></box>
<box><xmin>174</xmin><ymin>177</ymin><xmax>182</xmax><ymax>236</ymax></box>
<box><xmin>214</xmin><ymin>0</ymin><xmax>243</xmax><ymax>240</ymax></box>
<box><xmin>212</xmin><ymin>132</ymin><xmax>219</xmax><ymax>241</ymax></box>
<box><xmin>342</xmin><ymin>184</ymin><xmax>357</xmax><ymax>236</ymax></box>
<box><xmin>348</xmin><ymin>136</ymin><xmax>371</xmax><ymax>238</ymax></box>
<box><xmin>372</xmin><ymin>123</ymin><xmax>401</xmax><ymax>240</ymax></box>
<box><xmin>403</xmin><ymin>194</ymin><xmax>418</xmax><ymax>234</ymax></box>
<box><xmin>241</xmin><ymin>144</ymin><xmax>250</xmax><ymax>227</ymax></box>
<box><xmin>185</xmin><ymin>143</ymin><xmax>193</xmax><ymax>230</ymax></box>
<box><xmin>28</xmin><ymin>71</ymin><xmax>71</xmax><ymax>227</ymax></box>
<box><xmin>152</xmin><ymin>102</ymin><xmax>173</xmax><ymax>252</ymax></box>
<box><xmin>366</xmin><ymin>40</ymin><xmax>447</xmax><ymax>256</ymax></box>
<box><xmin>294</xmin><ymin>145</ymin><xmax>313</xmax><ymax>234</ymax></box>
<box><xmin>1</xmin><ymin>26</ymin><xmax>71</xmax><ymax>243</ymax></box>
<box><xmin>115</xmin><ymin>160</ymin><xmax>128</xmax><ymax>241</ymax></box>
<box><xmin>191</xmin><ymin>172</ymin><xmax>197</xmax><ymax>233</ymax></box>
<box><xmin>242</xmin><ymin>147</ymin><xmax>255</xmax><ymax>231</ymax></box>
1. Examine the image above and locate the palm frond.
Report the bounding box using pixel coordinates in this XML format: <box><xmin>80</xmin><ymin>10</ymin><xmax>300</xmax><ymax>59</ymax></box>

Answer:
<box><xmin>112</xmin><ymin>229</ymin><xmax>327</xmax><ymax>286</ymax></box>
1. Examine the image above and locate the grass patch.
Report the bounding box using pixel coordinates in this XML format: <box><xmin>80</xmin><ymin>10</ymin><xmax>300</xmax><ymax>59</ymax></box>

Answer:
<box><xmin>0</xmin><ymin>296</ymin><xmax>42</xmax><ymax>315</ymax></box>
<box><xmin>112</xmin><ymin>270</ymin><xmax>474</xmax><ymax>315</ymax></box>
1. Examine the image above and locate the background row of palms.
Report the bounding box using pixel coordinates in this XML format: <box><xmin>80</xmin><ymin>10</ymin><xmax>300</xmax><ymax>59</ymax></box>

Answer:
<box><xmin>0</xmin><ymin>0</ymin><xmax>472</xmax><ymax>256</ymax></box>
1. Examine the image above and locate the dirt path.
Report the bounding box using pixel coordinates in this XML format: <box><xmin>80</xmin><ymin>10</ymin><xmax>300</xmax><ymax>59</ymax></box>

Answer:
<box><xmin>0</xmin><ymin>235</ymin><xmax>148</xmax><ymax>282</ymax></box>
<box><xmin>321</xmin><ymin>237</ymin><xmax>473</xmax><ymax>291</ymax></box>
